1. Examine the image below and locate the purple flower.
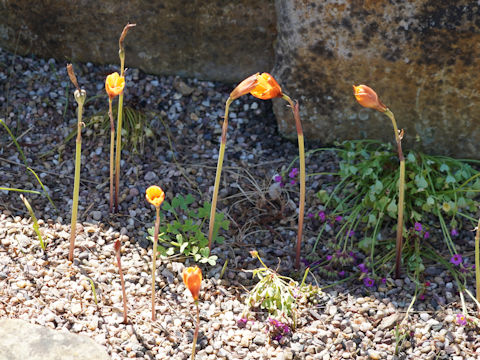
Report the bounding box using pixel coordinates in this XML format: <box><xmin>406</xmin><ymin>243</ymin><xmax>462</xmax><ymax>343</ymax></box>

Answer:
<box><xmin>279</xmin><ymin>182</ymin><xmax>285</xmax><ymax>188</ymax></box>
<box><xmin>419</xmin><ymin>294</ymin><xmax>425</xmax><ymax>300</ymax></box>
<box><xmin>290</xmin><ymin>179</ymin><xmax>296</xmax><ymax>185</ymax></box>
<box><xmin>451</xmin><ymin>228</ymin><xmax>459</xmax><ymax>237</ymax></box>
<box><xmin>268</xmin><ymin>318</ymin><xmax>290</xmax><ymax>341</ymax></box>
<box><xmin>363</xmin><ymin>277</ymin><xmax>375</xmax><ymax>287</ymax></box>
<box><xmin>450</xmin><ymin>254</ymin><xmax>463</xmax><ymax>266</ymax></box>
<box><xmin>289</xmin><ymin>168</ymin><xmax>299</xmax><ymax>178</ymax></box>
<box><xmin>348</xmin><ymin>230</ymin><xmax>355</xmax><ymax>237</ymax></box>
<box><xmin>237</xmin><ymin>318</ymin><xmax>248</xmax><ymax>328</ymax></box>
<box><xmin>381</xmin><ymin>278</ymin><xmax>387</xmax><ymax>284</ymax></box>
<box><xmin>326</xmin><ymin>255</ymin><xmax>332</xmax><ymax>261</ymax></box>
<box><xmin>274</xmin><ymin>175</ymin><xmax>283</xmax><ymax>183</ymax></box>
<box><xmin>335</xmin><ymin>215</ymin><xmax>343</xmax><ymax>222</ymax></box>
<box><xmin>318</xmin><ymin>212</ymin><xmax>326</xmax><ymax>222</ymax></box>
<box><xmin>414</xmin><ymin>222</ymin><xmax>423</xmax><ymax>232</ymax></box>
<box><xmin>358</xmin><ymin>263</ymin><xmax>368</xmax><ymax>273</ymax></box>
<box><xmin>338</xmin><ymin>270</ymin><xmax>345</xmax><ymax>278</ymax></box>
<box><xmin>456</xmin><ymin>314</ymin><xmax>467</xmax><ymax>326</ymax></box>
<box><xmin>423</xmin><ymin>231</ymin><xmax>430</xmax><ymax>239</ymax></box>
<box><xmin>472</xmin><ymin>265</ymin><xmax>476</xmax><ymax>270</ymax></box>
<box><xmin>307</xmin><ymin>213</ymin><xmax>314</xmax><ymax>219</ymax></box>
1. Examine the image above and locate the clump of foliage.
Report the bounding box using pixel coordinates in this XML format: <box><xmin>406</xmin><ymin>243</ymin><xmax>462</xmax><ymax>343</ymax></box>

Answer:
<box><xmin>147</xmin><ymin>194</ymin><xmax>229</xmax><ymax>265</ymax></box>
<box><xmin>312</xmin><ymin>140</ymin><xmax>480</xmax><ymax>264</ymax></box>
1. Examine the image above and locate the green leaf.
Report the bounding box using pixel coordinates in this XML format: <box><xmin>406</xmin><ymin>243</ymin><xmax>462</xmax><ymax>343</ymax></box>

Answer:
<box><xmin>414</xmin><ymin>175</ymin><xmax>428</xmax><ymax>190</ymax></box>
<box><xmin>445</xmin><ymin>175</ymin><xmax>456</xmax><ymax>184</ymax></box>
<box><xmin>386</xmin><ymin>200</ymin><xmax>397</xmax><ymax>215</ymax></box>
<box><xmin>180</xmin><ymin>242</ymin><xmax>189</xmax><ymax>254</ymax></box>
<box><xmin>439</xmin><ymin>163</ymin><xmax>449</xmax><ymax>173</ymax></box>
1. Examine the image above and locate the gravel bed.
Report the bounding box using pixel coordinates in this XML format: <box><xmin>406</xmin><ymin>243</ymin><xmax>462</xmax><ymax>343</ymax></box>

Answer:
<box><xmin>1</xmin><ymin>46</ymin><xmax>480</xmax><ymax>359</ymax></box>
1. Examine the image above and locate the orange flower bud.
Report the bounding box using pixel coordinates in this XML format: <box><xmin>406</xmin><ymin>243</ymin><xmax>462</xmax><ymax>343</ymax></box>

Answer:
<box><xmin>105</xmin><ymin>72</ymin><xmax>125</xmax><ymax>99</ymax></box>
<box><xmin>183</xmin><ymin>266</ymin><xmax>202</xmax><ymax>301</ymax></box>
<box><xmin>250</xmin><ymin>73</ymin><xmax>283</xmax><ymax>100</ymax></box>
<box><xmin>353</xmin><ymin>85</ymin><xmax>387</xmax><ymax>112</ymax></box>
<box><xmin>230</xmin><ymin>73</ymin><xmax>259</xmax><ymax>100</ymax></box>
<box><xmin>145</xmin><ymin>185</ymin><xmax>165</xmax><ymax>208</ymax></box>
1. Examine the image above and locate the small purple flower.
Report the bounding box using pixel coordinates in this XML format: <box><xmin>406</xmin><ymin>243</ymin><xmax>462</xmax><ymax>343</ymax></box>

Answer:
<box><xmin>414</xmin><ymin>222</ymin><xmax>423</xmax><ymax>232</ymax></box>
<box><xmin>300</xmin><ymin>258</ymin><xmax>311</xmax><ymax>267</ymax></box>
<box><xmin>290</xmin><ymin>179</ymin><xmax>296</xmax><ymax>185</ymax></box>
<box><xmin>237</xmin><ymin>318</ymin><xmax>248</xmax><ymax>328</ymax></box>
<box><xmin>274</xmin><ymin>175</ymin><xmax>283</xmax><ymax>183</ymax></box>
<box><xmin>279</xmin><ymin>182</ymin><xmax>285</xmax><ymax>188</ymax></box>
<box><xmin>419</xmin><ymin>294</ymin><xmax>425</xmax><ymax>301</ymax></box>
<box><xmin>338</xmin><ymin>270</ymin><xmax>345</xmax><ymax>278</ymax></box>
<box><xmin>307</xmin><ymin>212</ymin><xmax>314</xmax><ymax>219</ymax></box>
<box><xmin>326</xmin><ymin>255</ymin><xmax>332</xmax><ymax>261</ymax></box>
<box><xmin>358</xmin><ymin>263</ymin><xmax>368</xmax><ymax>273</ymax></box>
<box><xmin>335</xmin><ymin>215</ymin><xmax>343</xmax><ymax>222</ymax></box>
<box><xmin>268</xmin><ymin>318</ymin><xmax>290</xmax><ymax>341</ymax></box>
<box><xmin>456</xmin><ymin>313</ymin><xmax>467</xmax><ymax>326</ymax></box>
<box><xmin>318</xmin><ymin>211</ymin><xmax>326</xmax><ymax>222</ymax></box>
<box><xmin>451</xmin><ymin>228</ymin><xmax>459</xmax><ymax>237</ymax></box>
<box><xmin>423</xmin><ymin>231</ymin><xmax>430</xmax><ymax>239</ymax></box>
<box><xmin>289</xmin><ymin>168</ymin><xmax>299</xmax><ymax>178</ymax></box>
<box><xmin>450</xmin><ymin>254</ymin><xmax>463</xmax><ymax>266</ymax></box>
<box><xmin>363</xmin><ymin>277</ymin><xmax>375</xmax><ymax>287</ymax></box>
<box><xmin>381</xmin><ymin>278</ymin><xmax>387</xmax><ymax>284</ymax></box>
<box><xmin>472</xmin><ymin>265</ymin><xmax>476</xmax><ymax>270</ymax></box>
<box><xmin>348</xmin><ymin>230</ymin><xmax>355</xmax><ymax>237</ymax></box>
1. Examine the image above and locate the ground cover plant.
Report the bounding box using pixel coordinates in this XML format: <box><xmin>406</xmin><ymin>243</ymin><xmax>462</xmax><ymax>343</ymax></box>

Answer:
<box><xmin>1</xmin><ymin>23</ymin><xmax>480</xmax><ymax>360</ymax></box>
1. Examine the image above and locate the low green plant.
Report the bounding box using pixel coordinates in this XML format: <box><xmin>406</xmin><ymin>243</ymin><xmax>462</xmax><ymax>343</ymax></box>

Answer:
<box><xmin>20</xmin><ymin>194</ymin><xmax>45</xmax><ymax>250</ymax></box>
<box><xmin>147</xmin><ymin>194</ymin><xmax>229</xmax><ymax>266</ymax></box>
<box><xmin>310</xmin><ymin>139</ymin><xmax>480</xmax><ymax>277</ymax></box>
<box><xmin>242</xmin><ymin>251</ymin><xmax>321</xmax><ymax>329</ymax></box>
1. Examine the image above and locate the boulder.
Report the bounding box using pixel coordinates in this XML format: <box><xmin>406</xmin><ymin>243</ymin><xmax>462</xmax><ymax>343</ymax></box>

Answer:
<box><xmin>0</xmin><ymin>319</ymin><xmax>110</xmax><ymax>360</ymax></box>
<box><xmin>272</xmin><ymin>0</ymin><xmax>480</xmax><ymax>157</ymax></box>
<box><xmin>0</xmin><ymin>1</ymin><xmax>276</xmax><ymax>82</ymax></box>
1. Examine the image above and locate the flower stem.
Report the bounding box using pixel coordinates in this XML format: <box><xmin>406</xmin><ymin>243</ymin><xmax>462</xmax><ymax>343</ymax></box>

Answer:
<box><xmin>384</xmin><ymin>109</ymin><xmax>405</xmax><ymax>279</ymax></box>
<box><xmin>114</xmin><ymin>90</ymin><xmax>124</xmax><ymax>213</ymax></box>
<box><xmin>282</xmin><ymin>95</ymin><xmax>305</xmax><ymax>269</ymax></box>
<box><xmin>208</xmin><ymin>97</ymin><xmax>233</xmax><ymax>250</ymax></box>
<box><xmin>68</xmin><ymin>95</ymin><xmax>84</xmax><ymax>262</ymax></box>
<box><xmin>108</xmin><ymin>98</ymin><xmax>115</xmax><ymax>213</ymax></box>
<box><xmin>191</xmin><ymin>300</ymin><xmax>200</xmax><ymax>360</ymax></box>
<box><xmin>151</xmin><ymin>206</ymin><xmax>160</xmax><ymax>321</ymax></box>
<box><xmin>475</xmin><ymin>217</ymin><xmax>480</xmax><ymax>302</ymax></box>
<box><xmin>115</xmin><ymin>241</ymin><xmax>128</xmax><ymax>324</ymax></box>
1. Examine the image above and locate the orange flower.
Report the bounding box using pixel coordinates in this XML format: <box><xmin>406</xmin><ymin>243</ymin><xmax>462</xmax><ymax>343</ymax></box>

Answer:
<box><xmin>353</xmin><ymin>85</ymin><xmax>387</xmax><ymax>112</ymax></box>
<box><xmin>105</xmin><ymin>72</ymin><xmax>125</xmax><ymax>99</ymax></box>
<box><xmin>230</xmin><ymin>73</ymin><xmax>259</xmax><ymax>100</ymax></box>
<box><xmin>250</xmin><ymin>73</ymin><xmax>283</xmax><ymax>100</ymax></box>
<box><xmin>183</xmin><ymin>266</ymin><xmax>202</xmax><ymax>301</ymax></box>
<box><xmin>145</xmin><ymin>185</ymin><xmax>165</xmax><ymax>208</ymax></box>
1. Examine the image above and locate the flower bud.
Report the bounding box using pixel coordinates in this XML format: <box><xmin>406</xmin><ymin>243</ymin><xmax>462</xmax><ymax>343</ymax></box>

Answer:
<box><xmin>353</xmin><ymin>85</ymin><xmax>387</xmax><ymax>112</ymax></box>
<box><xmin>145</xmin><ymin>185</ymin><xmax>165</xmax><ymax>208</ymax></box>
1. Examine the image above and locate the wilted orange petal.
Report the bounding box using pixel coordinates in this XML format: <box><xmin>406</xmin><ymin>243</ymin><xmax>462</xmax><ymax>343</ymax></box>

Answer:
<box><xmin>230</xmin><ymin>73</ymin><xmax>259</xmax><ymax>100</ymax></box>
<box><xmin>250</xmin><ymin>73</ymin><xmax>283</xmax><ymax>100</ymax></box>
<box><xmin>145</xmin><ymin>185</ymin><xmax>165</xmax><ymax>208</ymax></box>
<box><xmin>183</xmin><ymin>266</ymin><xmax>202</xmax><ymax>301</ymax></box>
<box><xmin>353</xmin><ymin>84</ymin><xmax>387</xmax><ymax>112</ymax></box>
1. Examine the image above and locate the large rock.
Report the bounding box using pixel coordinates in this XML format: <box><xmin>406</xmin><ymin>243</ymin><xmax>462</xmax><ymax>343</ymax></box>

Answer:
<box><xmin>272</xmin><ymin>0</ymin><xmax>480</xmax><ymax>157</ymax></box>
<box><xmin>0</xmin><ymin>319</ymin><xmax>110</xmax><ymax>360</ymax></box>
<box><xmin>0</xmin><ymin>1</ymin><xmax>276</xmax><ymax>82</ymax></box>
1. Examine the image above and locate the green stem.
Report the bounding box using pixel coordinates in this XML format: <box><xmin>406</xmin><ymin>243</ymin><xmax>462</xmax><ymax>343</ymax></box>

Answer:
<box><xmin>475</xmin><ymin>217</ymin><xmax>480</xmax><ymax>302</ymax></box>
<box><xmin>384</xmin><ymin>109</ymin><xmax>405</xmax><ymax>279</ymax></box>
<box><xmin>114</xmin><ymin>93</ymin><xmax>124</xmax><ymax>213</ymax></box>
<box><xmin>0</xmin><ymin>118</ymin><xmax>27</xmax><ymax>166</ymax></box>
<box><xmin>108</xmin><ymin>98</ymin><xmax>115</xmax><ymax>213</ymax></box>
<box><xmin>208</xmin><ymin>97</ymin><xmax>232</xmax><ymax>250</ymax></box>
<box><xmin>282</xmin><ymin>95</ymin><xmax>305</xmax><ymax>269</ymax></box>
<box><xmin>68</xmin><ymin>97</ymin><xmax>84</xmax><ymax>262</ymax></box>
<box><xmin>151</xmin><ymin>206</ymin><xmax>160</xmax><ymax>321</ymax></box>
<box><xmin>191</xmin><ymin>300</ymin><xmax>200</xmax><ymax>360</ymax></box>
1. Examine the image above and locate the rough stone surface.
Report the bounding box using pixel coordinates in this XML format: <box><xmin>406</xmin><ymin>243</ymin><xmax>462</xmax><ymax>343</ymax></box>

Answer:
<box><xmin>0</xmin><ymin>319</ymin><xmax>110</xmax><ymax>360</ymax></box>
<box><xmin>0</xmin><ymin>1</ymin><xmax>276</xmax><ymax>82</ymax></box>
<box><xmin>272</xmin><ymin>0</ymin><xmax>480</xmax><ymax>157</ymax></box>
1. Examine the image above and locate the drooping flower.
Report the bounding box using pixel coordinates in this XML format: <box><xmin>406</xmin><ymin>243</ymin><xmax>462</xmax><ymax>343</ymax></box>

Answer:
<box><xmin>363</xmin><ymin>277</ymin><xmax>375</xmax><ymax>287</ymax></box>
<box><xmin>229</xmin><ymin>73</ymin><xmax>259</xmax><ymax>100</ymax></box>
<box><xmin>250</xmin><ymin>73</ymin><xmax>283</xmax><ymax>100</ymax></box>
<box><xmin>105</xmin><ymin>72</ymin><xmax>125</xmax><ymax>99</ymax></box>
<box><xmin>450</xmin><ymin>254</ymin><xmax>463</xmax><ymax>266</ymax></box>
<box><xmin>414</xmin><ymin>222</ymin><xmax>423</xmax><ymax>232</ymax></box>
<box><xmin>182</xmin><ymin>266</ymin><xmax>202</xmax><ymax>301</ymax></box>
<box><xmin>456</xmin><ymin>313</ymin><xmax>467</xmax><ymax>326</ymax></box>
<box><xmin>145</xmin><ymin>185</ymin><xmax>165</xmax><ymax>208</ymax></box>
<box><xmin>352</xmin><ymin>85</ymin><xmax>387</xmax><ymax>112</ymax></box>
